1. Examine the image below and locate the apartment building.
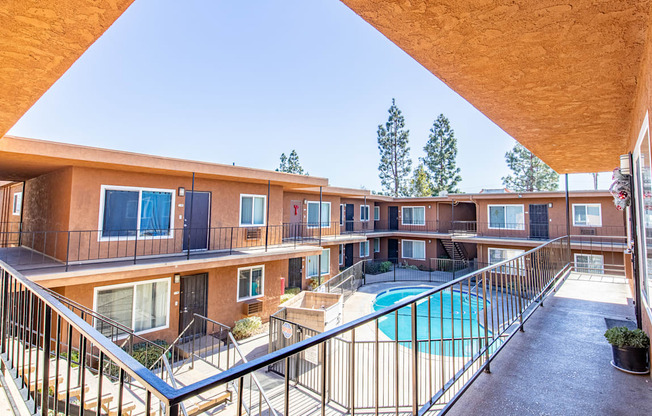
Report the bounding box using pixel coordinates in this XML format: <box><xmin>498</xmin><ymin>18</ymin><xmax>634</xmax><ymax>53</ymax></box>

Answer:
<box><xmin>0</xmin><ymin>136</ymin><xmax>626</xmax><ymax>347</ymax></box>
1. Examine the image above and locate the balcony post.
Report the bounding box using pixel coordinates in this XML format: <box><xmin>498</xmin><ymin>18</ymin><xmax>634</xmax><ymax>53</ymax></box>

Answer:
<box><xmin>18</xmin><ymin>181</ymin><xmax>25</xmax><ymax>246</ymax></box>
<box><xmin>411</xmin><ymin>302</ymin><xmax>418</xmax><ymax>415</ymax></box>
<box><xmin>565</xmin><ymin>173</ymin><xmax>571</xmax><ymax>260</ymax></box>
<box><xmin>319</xmin><ymin>186</ymin><xmax>323</xmax><ymax>247</ymax></box>
<box><xmin>187</xmin><ymin>172</ymin><xmax>195</xmax><ymax>261</ymax></box>
<box><xmin>65</xmin><ymin>231</ymin><xmax>71</xmax><ymax>271</ymax></box>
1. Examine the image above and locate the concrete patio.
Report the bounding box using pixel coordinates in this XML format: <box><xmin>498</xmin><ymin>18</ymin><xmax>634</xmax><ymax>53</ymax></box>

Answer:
<box><xmin>447</xmin><ymin>272</ymin><xmax>652</xmax><ymax>416</ymax></box>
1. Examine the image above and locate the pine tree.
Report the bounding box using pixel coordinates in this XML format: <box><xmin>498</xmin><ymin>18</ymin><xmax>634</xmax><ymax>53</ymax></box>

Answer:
<box><xmin>377</xmin><ymin>99</ymin><xmax>412</xmax><ymax>196</ymax></box>
<box><xmin>410</xmin><ymin>164</ymin><xmax>432</xmax><ymax>197</ymax></box>
<box><xmin>501</xmin><ymin>143</ymin><xmax>559</xmax><ymax>191</ymax></box>
<box><xmin>276</xmin><ymin>153</ymin><xmax>288</xmax><ymax>172</ymax></box>
<box><xmin>422</xmin><ymin>114</ymin><xmax>462</xmax><ymax>195</ymax></box>
<box><xmin>277</xmin><ymin>150</ymin><xmax>307</xmax><ymax>175</ymax></box>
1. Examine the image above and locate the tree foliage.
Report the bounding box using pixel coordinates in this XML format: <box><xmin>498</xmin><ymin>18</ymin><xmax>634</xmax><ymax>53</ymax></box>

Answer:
<box><xmin>410</xmin><ymin>164</ymin><xmax>432</xmax><ymax>197</ymax></box>
<box><xmin>377</xmin><ymin>99</ymin><xmax>412</xmax><ymax>196</ymax></box>
<box><xmin>501</xmin><ymin>143</ymin><xmax>559</xmax><ymax>191</ymax></box>
<box><xmin>276</xmin><ymin>150</ymin><xmax>307</xmax><ymax>175</ymax></box>
<box><xmin>421</xmin><ymin>114</ymin><xmax>462</xmax><ymax>195</ymax></box>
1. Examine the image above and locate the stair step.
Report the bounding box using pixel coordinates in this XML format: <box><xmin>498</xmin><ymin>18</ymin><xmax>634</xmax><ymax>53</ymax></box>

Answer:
<box><xmin>26</xmin><ymin>375</ymin><xmax>63</xmax><ymax>391</ymax></box>
<box><xmin>186</xmin><ymin>391</ymin><xmax>232</xmax><ymax>416</ymax></box>
<box><xmin>57</xmin><ymin>385</ymin><xmax>90</xmax><ymax>400</ymax></box>
<box><xmin>108</xmin><ymin>401</ymin><xmax>136</xmax><ymax>416</ymax></box>
<box><xmin>84</xmin><ymin>393</ymin><xmax>114</xmax><ymax>412</ymax></box>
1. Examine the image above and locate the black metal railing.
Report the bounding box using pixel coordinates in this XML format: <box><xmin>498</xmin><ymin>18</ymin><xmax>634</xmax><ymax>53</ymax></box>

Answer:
<box><xmin>0</xmin><ymin>235</ymin><xmax>570</xmax><ymax>416</ymax></box>
<box><xmin>450</xmin><ymin>221</ymin><xmax>626</xmax><ymax>240</ymax></box>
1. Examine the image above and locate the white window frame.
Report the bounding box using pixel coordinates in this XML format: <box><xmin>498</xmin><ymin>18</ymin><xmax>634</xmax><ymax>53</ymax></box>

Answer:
<box><xmin>488</xmin><ymin>247</ymin><xmax>525</xmax><ymax>264</ymax></box>
<box><xmin>340</xmin><ymin>204</ymin><xmax>345</xmax><ymax>226</ymax></box>
<box><xmin>574</xmin><ymin>253</ymin><xmax>605</xmax><ymax>274</ymax></box>
<box><xmin>307</xmin><ymin>201</ymin><xmax>331</xmax><ymax>229</ymax></box>
<box><xmin>239</xmin><ymin>194</ymin><xmax>267</xmax><ymax>227</ymax></box>
<box><xmin>307</xmin><ymin>249</ymin><xmax>330</xmax><ymax>277</ymax></box>
<box><xmin>572</xmin><ymin>203</ymin><xmax>602</xmax><ymax>227</ymax></box>
<box><xmin>487</xmin><ymin>204</ymin><xmax>525</xmax><ymax>230</ymax></box>
<box><xmin>339</xmin><ymin>244</ymin><xmax>344</xmax><ymax>265</ymax></box>
<box><xmin>374</xmin><ymin>206</ymin><xmax>380</xmax><ymax>221</ymax></box>
<box><xmin>401</xmin><ymin>206</ymin><xmax>426</xmax><ymax>226</ymax></box>
<box><xmin>401</xmin><ymin>239</ymin><xmax>426</xmax><ymax>260</ymax></box>
<box><xmin>374</xmin><ymin>238</ymin><xmax>380</xmax><ymax>253</ymax></box>
<box><xmin>359</xmin><ymin>241</ymin><xmax>370</xmax><ymax>258</ymax></box>
<box><xmin>98</xmin><ymin>185</ymin><xmax>176</xmax><ymax>242</ymax></box>
<box><xmin>12</xmin><ymin>191</ymin><xmax>22</xmax><ymax>216</ymax></box>
<box><xmin>237</xmin><ymin>265</ymin><xmax>265</xmax><ymax>302</ymax></box>
<box><xmin>93</xmin><ymin>277</ymin><xmax>171</xmax><ymax>336</ymax></box>
<box><xmin>360</xmin><ymin>205</ymin><xmax>370</xmax><ymax>222</ymax></box>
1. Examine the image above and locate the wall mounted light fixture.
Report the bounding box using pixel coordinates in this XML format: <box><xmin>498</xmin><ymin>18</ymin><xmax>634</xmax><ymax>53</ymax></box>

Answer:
<box><xmin>174</xmin><ymin>274</ymin><xmax>180</xmax><ymax>284</ymax></box>
<box><xmin>178</xmin><ymin>187</ymin><xmax>185</xmax><ymax>197</ymax></box>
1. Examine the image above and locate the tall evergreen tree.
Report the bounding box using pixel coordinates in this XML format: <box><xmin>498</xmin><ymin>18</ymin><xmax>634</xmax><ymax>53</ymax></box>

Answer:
<box><xmin>277</xmin><ymin>150</ymin><xmax>307</xmax><ymax>175</ymax></box>
<box><xmin>377</xmin><ymin>99</ymin><xmax>412</xmax><ymax>196</ymax></box>
<box><xmin>410</xmin><ymin>164</ymin><xmax>432</xmax><ymax>197</ymax></box>
<box><xmin>422</xmin><ymin>114</ymin><xmax>462</xmax><ymax>195</ymax></box>
<box><xmin>501</xmin><ymin>143</ymin><xmax>559</xmax><ymax>191</ymax></box>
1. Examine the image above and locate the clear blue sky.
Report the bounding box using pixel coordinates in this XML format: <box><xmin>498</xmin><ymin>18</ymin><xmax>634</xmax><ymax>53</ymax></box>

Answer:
<box><xmin>8</xmin><ymin>0</ymin><xmax>611</xmax><ymax>192</ymax></box>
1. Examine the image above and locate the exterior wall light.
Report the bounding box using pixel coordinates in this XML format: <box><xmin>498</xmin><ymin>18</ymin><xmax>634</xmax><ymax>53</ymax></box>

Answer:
<box><xmin>178</xmin><ymin>187</ymin><xmax>185</xmax><ymax>197</ymax></box>
<box><xmin>548</xmin><ymin>203</ymin><xmax>553</xmax><ymax>208</ymax></box>
<box><xmin>174</xmin><ymin>274</ymin><xmax>181</xmax><ymax>284</ymax></box>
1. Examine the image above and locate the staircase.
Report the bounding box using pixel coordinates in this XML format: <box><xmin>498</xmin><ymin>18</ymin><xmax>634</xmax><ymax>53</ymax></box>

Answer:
<box><xmin>440</xmin><ymin>239</ymin><xmax>468</xmax><ymax>262</ymax></box>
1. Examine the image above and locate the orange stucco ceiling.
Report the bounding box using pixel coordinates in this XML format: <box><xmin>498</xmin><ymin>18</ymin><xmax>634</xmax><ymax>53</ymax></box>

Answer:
<box><xmin>341</xmin><ymin>0</ymin><xmax>651</xmax><ymax>173</ymax></box>
<box><xmin>0</xmin><ymin>0</ymin><xmax>135</xmax><ymax>138</ymax></box>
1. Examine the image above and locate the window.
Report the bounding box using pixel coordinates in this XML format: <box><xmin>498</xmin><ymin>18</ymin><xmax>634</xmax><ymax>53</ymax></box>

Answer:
<box><xmin>360</xmin><ymin>205</ymin><xmax>370</xmax><ymax>222</ymax></box>
<box><xmin>240</xmin><ymin>195</ymin><xmax>266</xmax><ymax>226</ymax></box>
<box><xmin>95</xmin><ymin>278</ymin><xmax>170</xmax><ymax>336</ymax></box>
<box><xmin>101</xmin><ymin>186</ymin><xmax>174</xmax><ymax>238</ymax></box>
<box><xmin>12</xmin><ymin>192</ymin><xmax>22</xmax><ymax>216</ymax></box>
<box><xmin>488</xmin><ymin>205</ymin><xmax>524</xmax><ymax>230</ymax></box>
<box><xmin>402</xmin><ymin>206</ymin><xmax>425</xmax><ymax>225</ymax></box>
<box><xmin>339</xmin><ymin>244</ymin><xmax>344</xmax><ymax>265</ymax></box>
<box><xmin>307</xmin><ymin>202</ymin><xmax>331</xmax><ymax>228</ymax></box>
<box><xmin>237</xmin><ymin>265</ymin><xmax>264</xmax><ymax>301</ymax></box>
<box><xmin>374</xmin><ymin>238</ymin><xmax>380</xmax><ymax>253</ymax></box>
<box><xmin>359</xmin><ymin>241</ymin><xmax>370</xmax><ymax>258</ymax></box>
<box><xmin>488</xmin><ymin>248</ymin><xmax>525</xmax><ymax>264</ymax></box>
<box><xmin>374</xmin><ymin>206</ymin><xmax>380</xmax><ymax>221</ymax></box>
<box><xmin>573</xmin><ymin>204</ymin><xmax>602</xmax><ymax>227</ymax></box>
<box><xmin>402</xmin><ymin>240</ymin><xmax>425</xmax><ymax>260</ymax></box>
<box><xmin>574</xmin><ymin>254</ymin><xmax>604</xmax><ymax>274</ymax></box>
<box><xmin>307</xmin><ymin>249</ymin><xmax>330</xmax><ymax>277</ymax></box>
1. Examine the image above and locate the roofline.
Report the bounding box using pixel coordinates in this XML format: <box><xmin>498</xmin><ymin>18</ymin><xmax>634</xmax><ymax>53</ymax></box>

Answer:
<box><xmin>0</xmin><ymin>136</ymin><xmax>329</xmax><ymax>188</ymax></box>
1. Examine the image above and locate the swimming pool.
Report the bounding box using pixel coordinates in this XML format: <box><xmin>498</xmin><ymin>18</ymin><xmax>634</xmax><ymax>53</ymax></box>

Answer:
<box><xmin>373</xmin><ymin>286</ymin><xmax>488</xmax><ymax>356</ymax></box>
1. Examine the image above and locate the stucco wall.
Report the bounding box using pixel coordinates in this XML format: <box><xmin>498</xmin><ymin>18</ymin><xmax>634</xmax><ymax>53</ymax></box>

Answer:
<box><xmin>0</xmin><ymin>182</ymin><xmax>23</xmax><ymax>245</ymax></box>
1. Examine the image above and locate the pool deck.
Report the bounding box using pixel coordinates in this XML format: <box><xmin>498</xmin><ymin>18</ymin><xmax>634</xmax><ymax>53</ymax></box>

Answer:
<box><xmin>447</xmin><ymin>272</ymin><xmax>652</xmax><ymax>415</ymax></box>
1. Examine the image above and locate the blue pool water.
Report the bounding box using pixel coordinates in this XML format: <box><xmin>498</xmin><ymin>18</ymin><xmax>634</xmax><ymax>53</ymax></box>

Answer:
<box><xmin>373</xmin><ymin>287</ymin><xmax>488</xmax><ymax>356</ymax></box>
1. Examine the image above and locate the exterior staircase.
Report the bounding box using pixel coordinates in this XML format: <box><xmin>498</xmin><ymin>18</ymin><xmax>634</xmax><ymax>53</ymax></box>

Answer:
<box><xmin>440</xmin><ymin>239</ymin><xmax>469</xmax><ymax>262</ymax></box>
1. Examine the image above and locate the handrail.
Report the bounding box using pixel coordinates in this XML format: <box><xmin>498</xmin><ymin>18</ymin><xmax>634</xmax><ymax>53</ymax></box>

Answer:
<box><xmin>149</xmin><ymin>318</ymin><xmax>197</xmax><ymax>370</ymax></box>
<box><xmin>226</xmin><ymin>332</ymin><xmax>279</xmax><ymax>416</ymax></box>
<box><xmin>161</xmin><ymin>356</ymin><xmax>189</xmax><ymax>416</ymax></box>
<box><xmin>0</xmin><ymin>259</ymin><xmax>176</xmax><ymax>403</ymax></box>
<box><xmin>168</xmin><ymin>236</ymin><xmax>570</xmax><ymax>404</ymax></box>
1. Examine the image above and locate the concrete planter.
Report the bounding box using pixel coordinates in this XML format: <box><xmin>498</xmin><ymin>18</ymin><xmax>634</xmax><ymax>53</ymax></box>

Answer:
<box><xmin>611</xmin><ymin>345</ymin><xmax>650</xmax><ymax>374</ymax></box>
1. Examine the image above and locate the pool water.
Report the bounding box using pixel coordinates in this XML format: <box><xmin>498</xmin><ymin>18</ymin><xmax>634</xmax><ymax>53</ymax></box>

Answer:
<box><xmin>373</xmin><ymin>287</ymin><xmax>488</xmax><ymax>356</ymax></box>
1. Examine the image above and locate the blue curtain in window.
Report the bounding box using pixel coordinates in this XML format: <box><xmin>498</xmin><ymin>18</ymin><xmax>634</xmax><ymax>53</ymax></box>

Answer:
<box><xmin>103</xmin><ymin>190</ymin><xmax>138</xmax><ymax>237</ymax></box>
<box><xmin>140</xmin><ymin>191</ymin><xmax>172</xmax><ymax>236</ymax></box>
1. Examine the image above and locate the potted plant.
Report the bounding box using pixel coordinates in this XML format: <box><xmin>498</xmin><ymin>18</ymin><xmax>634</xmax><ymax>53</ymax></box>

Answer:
<box><xmin>604</xmin><ymin>326</ymin><xmax>650</xmax><ymax>374</ymax></box>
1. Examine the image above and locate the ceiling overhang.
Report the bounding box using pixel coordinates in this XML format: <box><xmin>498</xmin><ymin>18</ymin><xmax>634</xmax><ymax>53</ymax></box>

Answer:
<box><xmin>341</xmin><ymin>0</ymin><xmax>650</xmax><ymax>173</ymax></box>
<box><xmin>0</xmin><ymin>0</ymin><xmax>135</xmax><ymax>138</ymax></box>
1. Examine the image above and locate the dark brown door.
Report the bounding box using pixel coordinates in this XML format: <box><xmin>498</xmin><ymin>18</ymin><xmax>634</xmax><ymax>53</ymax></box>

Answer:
<box><xmin>288</xmin><ymin>257</ymin><xmax>302</xmax><ymax>288</ymax></box>
<box><xmin>179</xmin><ymin>274</ymin><xmax>208</xmax><ymax>336</ymax></box>
<box><xmin>389</xmin><ymin>207</ymin><xmax>399</xmax><ymax>230</ymax></box>
<box><xmin>183</xmin><ymin>191</ymin><xmax>211</xmax><ymax>250</ymax></box>
<box><xmin>388</xmin><ymin>238</ymin><xmax>399</xmax><ymax>263</ymax></box>
<box><xmin>345</xmin><ymin>243</ymin><xmax>354</xmax><ymax>267</ymax></box>
<box><xmin>529</xmin><ymin>204</ymin><xmax>549</xmax><ymax>239</ymax></box>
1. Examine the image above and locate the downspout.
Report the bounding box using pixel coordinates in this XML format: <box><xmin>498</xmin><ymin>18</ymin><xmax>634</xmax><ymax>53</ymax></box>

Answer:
<box><xmin>628</xmin><ymin>154</ymin><xmax>643</xmax><ymax>329</ymax></box>
<box><xmin>18</xmin><ymin>181</ymin><xmax>25</xmax><ymax>246</ymax></box>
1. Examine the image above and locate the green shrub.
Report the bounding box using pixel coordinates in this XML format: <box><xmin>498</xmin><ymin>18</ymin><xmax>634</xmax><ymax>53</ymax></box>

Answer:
<box><xmin>604</xmin><ymin>327</ymin><xmax>650</xmax><ymax>348</ymax></box>
<box><xmin>365</xmin><ymin>261</ymin><xmax>393</xmax><ymax>275</ymax></box>
<box><xmin>308</xmin><ymin>278</ymin><xmax>320</xmax><ymax>290</ymax></box>
<box><xmin>131</xmin><ymin>339</ymin><xmax>169</xmax><ymax>368</ymax></box>
<box><xmin>280</xmin><ymin>287</ymin><xmax>301</xmax><ymax>304</ymax></box>
<box><xmin>233</xmin><ymin>317</ymin><xmax>262</xmax><ymax>340</ymax></box>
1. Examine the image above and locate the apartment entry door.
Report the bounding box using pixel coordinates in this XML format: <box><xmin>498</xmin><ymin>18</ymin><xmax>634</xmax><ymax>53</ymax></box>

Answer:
<box><xmin>288</xmin><ymin>257</ymin><xmax>302</xmax><ymax>288</ymax></box>
<box><xmin>388</xmin><ymin>238</ymin><xmax>399</xmax><ymax>263</ymax></box>
<box><xmin>179</xmin><ymin>273</ymin><xmax>208</xmax><ymax>337</ymax></box>
<box><xmin>289</xmin><ymin>200</ymin><xmax>303</xmax><ymax>238</ymax></box>
<box><xmin>183</xmin><ymin>191</ymin><xmax>211</xmax><ymax>251</ymax></box>
<box><xmin>389</xmin><ymin>206</ymin><xmax>399</xmax><ymax>230</ymax></box>
<box><xmin>529</xmin><ymin>204</ymin><xmax>549</xmax><ymax>239</ymax></box>
<box><xmin>345</xmin><ymin>243</ymin><xmax>354</xmax><ymax>267</ymax></box>
<box><xmin>345</xmin><ymin>204</ymin><xmax>354</xmax><ymax>232</ymax></box>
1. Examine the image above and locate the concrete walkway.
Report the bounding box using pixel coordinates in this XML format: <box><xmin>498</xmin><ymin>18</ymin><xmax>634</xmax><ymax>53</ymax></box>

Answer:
<box><xmin>447</xmin><ymin>272</ymin><xmax>652</xmax><ymax>416</ymax></box>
